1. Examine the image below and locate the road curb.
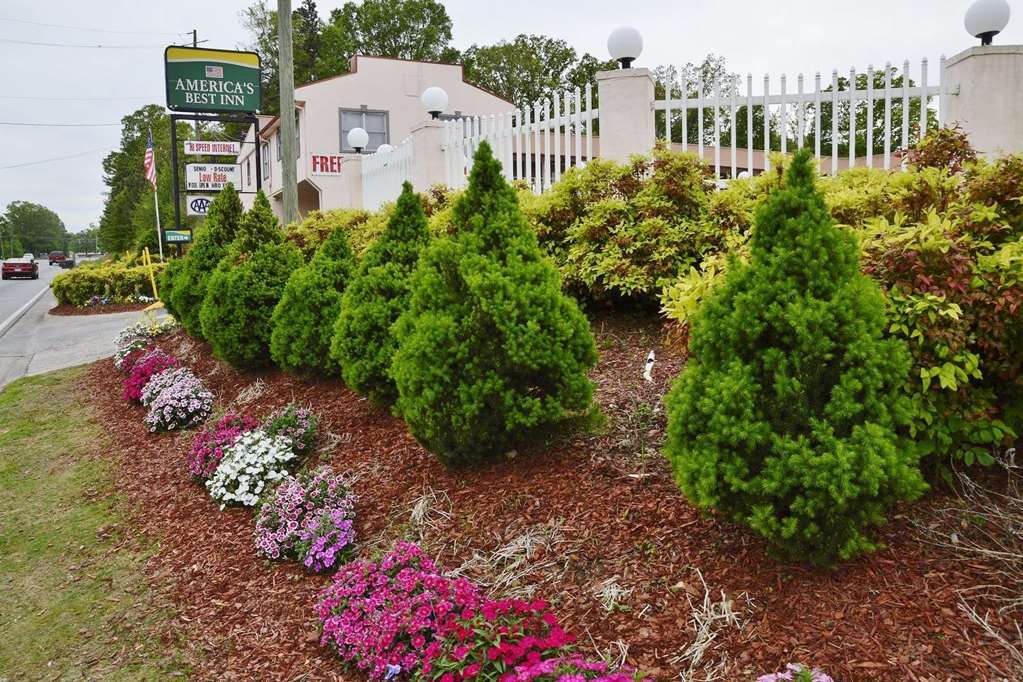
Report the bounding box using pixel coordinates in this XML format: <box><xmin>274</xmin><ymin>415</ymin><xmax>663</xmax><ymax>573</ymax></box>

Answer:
<box><xmin>0</xmin><ymin>284</ymin><xmax>50</xmax><ymax>340</ymax></box>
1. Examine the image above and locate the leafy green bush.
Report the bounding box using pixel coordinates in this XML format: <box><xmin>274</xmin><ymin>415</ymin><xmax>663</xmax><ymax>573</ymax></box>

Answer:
<box><xmin>270</xmin><ymin>224</ymin><xmax>355</xmax><ymax>374</ymax></box>
<box><xmin>663</xmin><ymin>149</ymin><xmax>926</xmax><ymax>565</ymax></box>
<box><xmin>51</xmin><ymin>261</ymin><xmax>165</xmax><ymax>307</ymax></box>
<box><xmin>170</xmin><ymin>184</ymin><xmax>243</xmax><ymax>337</ymax></box>
<box><xmin>284</xmin><ymin>208</ymin><xmax>370</xmax><ymax>259</ymax></box>
<box><xmin>391</xmin><ymin>142</ymin><xmax>598</xmax><ymax>465</ymax></box>
<box><xmin>331</xmin><ymin>182</ymin><xmax>431</xmax><ymax>404</ymax></box>
<box><xmin>159</xmin><ymin>257</ymin><xmax>186</xmax><ymax>320</ymax></box>
<box><xmin>199</xmin><ymin>192</ymin><xmax>303</xmax><ymax>368</ymax></box>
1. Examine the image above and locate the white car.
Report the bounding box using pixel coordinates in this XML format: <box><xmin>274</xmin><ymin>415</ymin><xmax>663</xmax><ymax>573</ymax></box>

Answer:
<box><xmin>22</xmin><ymin>253</ymin><xmax>35</xmax><ymax>262</ymax></box>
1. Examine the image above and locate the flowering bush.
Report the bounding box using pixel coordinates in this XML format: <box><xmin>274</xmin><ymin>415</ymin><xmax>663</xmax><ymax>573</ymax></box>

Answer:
<box><xmin>756</xmin><ymin>663</ymin><xmax>834</xmax><ymax>682</ymax></box>
<box><xmin>262</xmin><ymin>403</ymin><xmax>318</xmax><ymax>454</ymax></box>
<box><xmin>188</xmin><ymin>413</ymin><xmax>260</xmax><ymax>480</ymax></box>
<box><xmin>255</xmin><ymin>466</ymin><xmax>356</xmax><ymax>572</ymax></box>
<box><xmin>113</xmin><ymin>337</ymin><xmax>151</xmax><ymax>373</ymax></box>
<box><xmin>142</xmin><ymin>368</ymin><xmax>214</xmax><ymax>432</ymax></box>
<box><xmin>316</xmin><ymin>541</ymin><xmax>482</xmax><ymax>680</ymax></box>
<box><xmin>206</xmin><ymin>430</ymin><xmax>296</xmax><ymax>508</ymax></box>
<box><xmin>422</xmin><ymin>598</ymin><xmax>576</xmax><ymax>682</ymax></box>
<box><xmin>504</xmin><ymin>656</ymin><xmax>637</xmax><ymax>682</ymax></box>
<box><xmin>141</xmin><ymin>367</ymin><xmax>184</xmax><ymax>407</ymax></box>
<box><xmin>121</xmin><ymin>349</ymin><xmax>178</xmax><ymax>403</ymax></box>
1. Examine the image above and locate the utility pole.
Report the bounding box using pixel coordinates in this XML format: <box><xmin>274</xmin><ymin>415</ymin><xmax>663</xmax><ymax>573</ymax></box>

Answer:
<box><xmin>277</xmin><ymin>0</ymin><xmax>299</xmax><ymax>223</ymax></box>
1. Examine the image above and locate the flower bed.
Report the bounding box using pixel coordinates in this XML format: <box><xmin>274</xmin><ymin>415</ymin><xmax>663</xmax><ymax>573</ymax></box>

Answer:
<box><xmin>122</xmin><ymin>350</ymin><xmax>178</xmax><ymax>403</ymax></box>
<box><xmin>262</xmin><ymin>403</ymin><xmax>318</xmax><ymax>454</ymax></box>
<box><xmin>205</xmin><ymin>430</ymin><xmax>296</xmax><ymax>508</ymax></box>
<box><xmin>254</xmin><ymin>466</ymin><xmax>356</xmax><ymax>572</ymax></box>
<box><xmin>188</xmin><ymin>413</ymin><xmax>260</xmax><ymax>479</ymax></box>
<box><xmin>142</xmin><ymin>367</ymin><xmax>214</xmax><ymax>432</ymax></box>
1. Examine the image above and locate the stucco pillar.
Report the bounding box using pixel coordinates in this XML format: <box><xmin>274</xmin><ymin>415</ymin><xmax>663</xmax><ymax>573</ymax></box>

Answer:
<box><xmin>339</xmin><ymin>154</ymin><xmax>363</xmax><ymax>209</ymax></box>
<box><xmin>595</xmin><ymin>68</ymin><xmax>656</xmax><ymax>163</ymax></box>
<box><xmin>943</xmin><ymin>45</ymin><xmax>1023</xmax><ymax>158</ymax></box>
<box><xmin>409</xmin><ymin>120</ymin><xmax>449</xmax><ymax>191</ymax></box>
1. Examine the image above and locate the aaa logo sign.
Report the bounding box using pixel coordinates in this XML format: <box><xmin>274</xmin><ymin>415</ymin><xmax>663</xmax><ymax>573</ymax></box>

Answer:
<box><xmin>165</xmin><ymin>47</ymin><xmax>261</xmax><ymax>113</ymax></box>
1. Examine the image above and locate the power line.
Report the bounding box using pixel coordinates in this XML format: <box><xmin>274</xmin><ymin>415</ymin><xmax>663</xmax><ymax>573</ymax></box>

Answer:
<box><xmin>0</xmin><ymin>148</ymin><xmax>109</xmax><ymax>171</ymax></box>
<box><xmin>0</xmin><ymin>37</ymin><xmax>166</xmax><ymax>49</ymax></box>
<box><xmin>0</xmin><ymin>121</ymin><xmax>121</xmax><ymax>127</ymax></box>
<box><xmin>0</xmin><ymin>94</ymin><xmax>162</xmax><ymax>101</ymax></box>
<box><xmin>0</xmin><ymin>16</ymin><xmax>188</xmax><ymax>36</ymax></box>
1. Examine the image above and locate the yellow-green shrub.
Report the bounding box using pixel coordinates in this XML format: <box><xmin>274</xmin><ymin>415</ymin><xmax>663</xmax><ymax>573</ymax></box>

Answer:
<box><xmin>51</xmin><ymin>262</ymin><xmax>165</xmax><ymax>307</ymax></box>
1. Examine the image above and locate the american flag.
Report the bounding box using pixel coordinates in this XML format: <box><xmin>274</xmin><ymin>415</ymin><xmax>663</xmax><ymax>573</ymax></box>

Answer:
<box><xmin>143</xmin><ymin>129</ymin><xmax>157</xmax><ymax>189</ymax></box>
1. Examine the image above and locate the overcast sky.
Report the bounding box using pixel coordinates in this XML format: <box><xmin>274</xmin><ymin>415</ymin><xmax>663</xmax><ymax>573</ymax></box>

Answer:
<box><xmin>1</xmin><ymin>0</ymin><xmax>1018</xmax><ymax>232</ymax></box>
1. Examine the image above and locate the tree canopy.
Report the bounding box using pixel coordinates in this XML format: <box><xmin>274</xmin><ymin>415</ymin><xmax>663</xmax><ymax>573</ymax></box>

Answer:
<box><xmin>0</xmin><ymin>201</ymin><xmax>67</xmax><ymax>256</ymax></box>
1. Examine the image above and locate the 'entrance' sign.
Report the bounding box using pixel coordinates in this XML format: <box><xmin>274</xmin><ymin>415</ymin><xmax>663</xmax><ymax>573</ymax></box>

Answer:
<box><xmin>165</xmin><ymin>47</ymin><xmax>261</xmax><ymax>113</ymax></box>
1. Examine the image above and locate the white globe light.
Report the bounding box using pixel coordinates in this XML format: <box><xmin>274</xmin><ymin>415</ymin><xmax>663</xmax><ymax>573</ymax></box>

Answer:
<box><xmin>347</xmin><ymin>126</ymin><xmax>369</xmax><ymax>152</ymax></box>
<box><xmin>965</xmin><ymin>0</ymin><xmax>1011</xmax><ymax>44</ymax></box>
<box><xmin>420</xmin><ymin>86</ymin><xmax>449</xmax><ymax>118</ymax></box>
<box><xmin>607</xmin><ymin>26</ymin><xmax>643</xmax><ymax>68</ymax></box>
<box><xmin>376</xmin><ymin>143</ymin><xmax>394</xmax><ymax>154</ymax></box>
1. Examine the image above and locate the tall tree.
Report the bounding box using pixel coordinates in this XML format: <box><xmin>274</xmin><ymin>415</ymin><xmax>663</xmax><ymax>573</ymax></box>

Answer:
<box><xmin>1</xmin><ymin>201</ymin><xmax>67</xmax><ymax>255</ymax></box>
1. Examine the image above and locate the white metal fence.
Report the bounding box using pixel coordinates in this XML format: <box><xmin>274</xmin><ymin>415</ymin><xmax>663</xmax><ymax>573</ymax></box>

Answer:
<box><xmin>444</xmin><ymin>83</ymin><xmax>599</xmax><ymax>194</ymax></box>
<box><xmin>655</xmin><ymin>57</ymin><xmax>948</xmax><ymax>177</ymax></box>
<box><xmin>362</xmin><ymin>137</ymin><xmax>414</xmax><ymax>211</ymax></box>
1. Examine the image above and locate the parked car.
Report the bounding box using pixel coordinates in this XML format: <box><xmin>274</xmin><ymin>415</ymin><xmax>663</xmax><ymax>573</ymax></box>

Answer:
<box><xmin>2</xmin><ymin>257</ymin><xmax>39</xmax><ymax>280</ymax></box>
<box><xmin>22</xmin><ymin>253</ymin><xmax>35</xmax><ymax>262</ymax></box>
<box><xmin>48</xmin><ymin>251</ymin><xmax>66</xmax><ymax>266</ymax></box>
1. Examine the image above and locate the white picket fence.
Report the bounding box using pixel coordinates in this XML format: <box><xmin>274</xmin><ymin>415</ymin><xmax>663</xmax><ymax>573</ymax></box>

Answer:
<box><xmin>443</xmin><ymin>83</ymin><xmax>599</xmax><ymax>194</ymax></box>
<box><xmin>656</xmin><ymin>57</ymin><xmax>948</xmax><ymax>177</ymax></box>
<box><xmin>362</xmin><ymin>137</ymin><xmax>414</xmax><ymax>211</ymax></box>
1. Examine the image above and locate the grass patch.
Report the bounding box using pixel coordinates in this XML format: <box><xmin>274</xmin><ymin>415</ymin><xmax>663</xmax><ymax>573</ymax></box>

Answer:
<box><xmin>0</xmin><ymin>366</ymin><xmax>187</xmax><ymax>678</ymax></box>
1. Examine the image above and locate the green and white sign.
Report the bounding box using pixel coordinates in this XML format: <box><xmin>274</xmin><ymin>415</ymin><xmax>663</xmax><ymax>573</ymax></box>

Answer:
<box><xmin>164</xmin><ymin>229</ymin><xmax>193</xmax><ymax>244</ymax></box>
<box><xmin>165</xmin><ymin>46</ymin><xmax>261</xmax><ymax>113</ymax></box>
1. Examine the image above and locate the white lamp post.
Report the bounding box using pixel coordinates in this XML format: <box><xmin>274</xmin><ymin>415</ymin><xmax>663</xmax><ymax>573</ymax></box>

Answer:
<box><xmin>421</xmin><ymin>86</ymin><xmax>449</xmax><ymax>119</ymax></box>
<box><xmin>347</xmin><ymin>127</ymin><xmax>369</xmax><ymax>154</ymax></box>
<box><xmin>965</xmin><ymin>0</ymin><xmax>1011</xmax><ymax>45</ymax></box>
<box><xmin>607</xmin><ymin>26</ymin><xmax>643</xmax><ymax>69</ymax></box>
<box><xmin>376</xmin><ymin>143</ymin><xmax>394</xmax><ymax>154</ymax></box>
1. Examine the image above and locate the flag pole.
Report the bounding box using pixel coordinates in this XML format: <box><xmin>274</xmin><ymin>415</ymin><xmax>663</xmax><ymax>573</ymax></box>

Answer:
<box><xmin>153</xmin><ymin>189</ymin><xmax>164</xmax><ymax>262</ymax></box>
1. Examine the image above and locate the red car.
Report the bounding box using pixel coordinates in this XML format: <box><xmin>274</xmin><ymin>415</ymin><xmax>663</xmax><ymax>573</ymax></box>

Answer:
<box><xmin>2</xmin><ymin>257</ymin><xmax>39</xmax><ymax>280</ymax></box>
<box><xmin>48</xmin><ymin>251</ymin><xmax>66</xmax><ymax>266</ymax></box>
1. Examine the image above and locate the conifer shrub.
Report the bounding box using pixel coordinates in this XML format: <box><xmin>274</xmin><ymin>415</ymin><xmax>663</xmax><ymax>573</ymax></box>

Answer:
<box><xmin>391</xmin><ymin>142</ymin><xmax>598</xmax><ymax>465</ymax></box>
<box><xmin>270</xmin><ymin>225</ymin><xmax>355</xmax><ymax>374</ymax></box>
<box><xmin>331</xmin><ymin>182</ymin><xmax>431</xmax><ymax>404</ymax></box>
<box><xmin>170</xmin><ymin>184</ymin><xmax>243</xmax><ymax>337</ymax></box>
<box><xmin>663</xmin><ymin>149</ymin><xmax>926</xmax><ymax>565</ymax></box>
<box><xmin>159</xmin><ymin>257</ymin><xmax>185</xmax><ymax>320</ymax></box>
<box><xmin>199</xmin><ymin>192</ymin><xmax>303</xmax><ymax>368</ymax></box>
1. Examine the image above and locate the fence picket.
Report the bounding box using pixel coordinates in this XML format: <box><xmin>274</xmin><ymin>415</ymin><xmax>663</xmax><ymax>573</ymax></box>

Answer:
<box><xmin>902</xmin><ymin>60</ymin><xmax>910</xmax><ymax>153</ymax></box>
<box><xmin>814</xmin><ymin>72</ymin><xmax>822</xmax><ymax>163</ymax></box>
<box><xmin>746</xmin><ymin>73</ymin><xmax>753</xmax><ymax>173</ymax></box>
<box><xmin>849</xmin><ymin>67</ymin><xmax>856</xmax><ymax>169</ymax></box>
<box><xmin>867</xmin><ymin>65</ymin><xmax>874</xmax><ymax>168</ymax></box>
<box><xmin>884</xmin><ymin>62</ymin><xmax>892</xmax><ymax>170</ymax></box>
<box><xmin>763</xmin><ymin>74</ymin><xmax>770</xmax><ymax>172</ymax></box>
<box><xmin>697</xmin><ymin>78</ymin><xmax>705</xmax><ymax>162</ymax></box>
<box><xmin>780</xmin><ymin>74</ymin><xmax>787</xmax><ymax>155</ymax></box>
<box><xmin>831</xmin><ymin>69</ymin><xmax>839</xmax><ymax>175</ymax></box>
<box><xmin>920</xmin><ymin>57</ymin><xmax>929</xmax><ymax>140</ymax></box>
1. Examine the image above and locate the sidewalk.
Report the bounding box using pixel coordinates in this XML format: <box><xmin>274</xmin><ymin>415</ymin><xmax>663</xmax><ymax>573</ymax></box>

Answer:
<box><xmin>0</xmin><ymin>289</ymin><xmax>164</xmax><ymax>389</ymax></box>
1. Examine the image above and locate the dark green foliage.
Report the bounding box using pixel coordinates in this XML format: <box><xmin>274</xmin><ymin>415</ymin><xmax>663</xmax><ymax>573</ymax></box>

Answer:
<box><xmin>170</xmin><ymin>185</ymin><xmax>244</xmax><ymax>337</ymax></box>
<box><xmin>159</xmin><ymin>257</ymin><xmax>186</xmax><ymax>320</ymax></box>
<box><xmin>199</xmin><ymin>191</ymin><xmax>299</xmax><ymax>368</ymax></box>
<box><xmin>391</xmin><ymin>143</ymin><xmax>598</xmax><ymax>465</ymax></box>
<box><xmin>663</xmin><ymin>149</ymin><xmax>926</xmax><ymax>565</ymax></box>
<box><xmin>331</xmin><ymin>183</ymin><xmax>431</xmax><ymax>403</ymax></box>
<box><xmin>270</xmin><ymin>225</ymin><xmax>356</xmax><ymax>374</ymax></box>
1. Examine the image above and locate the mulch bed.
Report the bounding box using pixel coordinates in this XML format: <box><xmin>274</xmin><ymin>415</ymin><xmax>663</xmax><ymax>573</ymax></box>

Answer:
<box><xmin>79</xmin><ymin>314</ymin><xmax>1019</xmax><ymax>682</ymax></box>
<box><xmin>49</xmin><ymin>302</ymin><xmax>151</xmax><ymax>316</ymax></box>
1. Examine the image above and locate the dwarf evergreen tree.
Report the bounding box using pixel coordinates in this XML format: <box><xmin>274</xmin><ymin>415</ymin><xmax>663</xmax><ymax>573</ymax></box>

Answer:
<box><xmin>663</xmin><ymin>149</ymin><xmax>926</xmax><ymax>565</ymax></box>
<box><xmin>200</xmin><ymin>191</ymin><xmax>302</xmax><ymax>367</ymax></box>
<box><xmin>331</xmin><ymin>182</ymin><xmax>431</xmax><ymax>403</ymax></box>
<box><xmin>171</xmin><ymin>184</ymin><xmax>244</xmax><ymax>337</ymax></box>
<box><xmin>270</xmin><ymin>225</ymin><xmax>356</xmax><ymax>374</ymax></box>
<box><xmin>391</xmin><ymin>143</ymin><xmax>598</xmax><ymax>465</ymax></box>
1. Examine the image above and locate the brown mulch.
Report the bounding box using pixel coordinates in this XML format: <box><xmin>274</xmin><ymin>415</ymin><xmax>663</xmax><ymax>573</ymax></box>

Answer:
<box><xmin>49</xmin><ymin>302</ymin><xmax>150</xmax><ymax>316</ymax></box>
<box><xmin>79</xmin><ymin>314</ymin><xmax>1019</xmax><ymax>682</ymax></box>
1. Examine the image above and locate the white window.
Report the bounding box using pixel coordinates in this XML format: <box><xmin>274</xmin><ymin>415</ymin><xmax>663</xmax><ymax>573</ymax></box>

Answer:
<box><xmin>276</xmin><ymin>131</ymin><xmax>282</xmax><ymax>160</ymax></box>
<box><xmin>261</xmin><ymin>141</ymin><xmax>270</xmax><ymax>179</ymax></box>
<box><xmin>246</xmin><ymin>158</ymin><xmax>252</xmax><ymax>187</ymax></box>
<box><xmin>339</xmin><ymin>109</ymin><xmax>389</xmax><ymax>152</ymax></box>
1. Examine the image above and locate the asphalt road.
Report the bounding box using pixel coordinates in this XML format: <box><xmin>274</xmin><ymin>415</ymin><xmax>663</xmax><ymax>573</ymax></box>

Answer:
<box><xmin>0</xmin><ymin>260</ymin><xmax>61</xmax><ymax>326</ymax></box>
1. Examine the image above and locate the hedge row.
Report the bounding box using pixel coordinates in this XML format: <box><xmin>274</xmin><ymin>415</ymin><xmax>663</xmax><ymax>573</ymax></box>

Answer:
<box><xmin>52</xmin><ymin>260</ymin><xmax>165</xmax><ymax>307</ymax></box>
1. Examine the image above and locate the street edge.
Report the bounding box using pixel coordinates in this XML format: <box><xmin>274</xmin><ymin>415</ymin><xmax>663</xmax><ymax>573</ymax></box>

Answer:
<box><xmin>0</xmin><ymin>284</ymin><xmax>50</xmax><ymax>340</ymax></box>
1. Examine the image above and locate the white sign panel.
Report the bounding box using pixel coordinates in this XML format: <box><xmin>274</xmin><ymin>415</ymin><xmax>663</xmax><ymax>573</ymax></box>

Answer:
<box><xmin>183</xmin><ymin>139</ymin><xmax>241</xmax><ymax>156</ymax></box>
<box><xmin>310</xmin><ymin>154</ymin><xmax>345</xmax><ymax>176</ymax></box>
<box><xmin>185</xmin><ymin>163</ymin><xmax>240</xmax><ymax>191</ymax></box>
<box><xmin>186</xmin><ymin>195</ymin><xmax>215</xmax><ymax>216</ymax></box>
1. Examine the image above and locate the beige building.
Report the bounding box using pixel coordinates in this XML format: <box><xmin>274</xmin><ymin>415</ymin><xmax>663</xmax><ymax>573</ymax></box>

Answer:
<box><xmin>236</xmin><ymin>55</ymin><xmax>512</xmax><ymax>218</ymax></box>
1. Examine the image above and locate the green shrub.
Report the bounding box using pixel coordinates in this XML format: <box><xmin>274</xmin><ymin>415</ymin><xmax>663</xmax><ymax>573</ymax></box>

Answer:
<box><xmin>331</xmin><ymin>182</ymin><xmax>431</xmax><ymax>404</ymax></box>
<box><xmin>159</xmin><ymin>257</ymin><xmax>186</xmax><ymax>320</ymax></box>
<box><xmin>199</xmin><ymin>192</ymin><xmax>303</xmax><ymax>368</ymax></box>
<box><xmin>170</xmin><ymin>184</ymin><xmax>243</xmax><ymax>337</ymax></box>
<box><xmin>663</xmin><ymin>149</ymin><xmax>926</xmax><ymax>565</ymax></box>
<box><xmin>270</xmin><ymin>224</ymin><xmax>355</xmax><ymax>374</ymax></box>
<box><xmin>51</xmin><ymin>262</ymin><xmax>165</xmax><ymax>307</ymax></box>
<box><xmin>284</xmin><ymin>208</ymin><xmax>370</xmax><ymax>259</ymax></box>
<box><xmin>391</xmin><ymin>142</ymin><xmax>598</xmax><ymax>465</ymax></box>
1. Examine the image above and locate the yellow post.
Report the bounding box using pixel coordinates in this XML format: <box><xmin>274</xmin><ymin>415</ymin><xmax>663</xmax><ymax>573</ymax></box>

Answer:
<box><xmin>141</xmin><ymin>247</ymin><xmax>164</xmax><ymax>312</ymax></box>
